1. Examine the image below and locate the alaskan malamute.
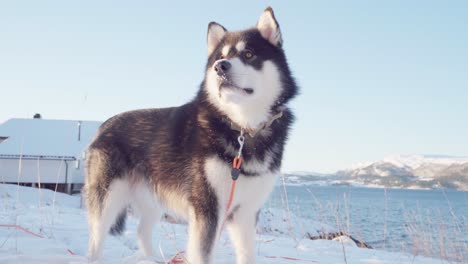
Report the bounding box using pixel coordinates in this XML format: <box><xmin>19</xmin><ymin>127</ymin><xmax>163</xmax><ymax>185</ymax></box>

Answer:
<box><xmin>85</xmin><ymin>7</ymin><xmax>298</xmax><ymax>264</ymax></box>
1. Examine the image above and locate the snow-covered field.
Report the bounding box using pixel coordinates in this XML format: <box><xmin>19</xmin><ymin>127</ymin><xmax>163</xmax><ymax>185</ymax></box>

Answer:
<box><xmin>0</xmin><ymin>184</ymin><xmax>447</xmax><ymax>264</ymax></box>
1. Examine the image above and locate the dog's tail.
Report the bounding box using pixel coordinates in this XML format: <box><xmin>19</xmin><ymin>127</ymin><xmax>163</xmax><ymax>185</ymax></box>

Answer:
<box><xmin>109</xmin><ymin>209</ymin><xmax>127</xmax><ymax>236</ymax></box>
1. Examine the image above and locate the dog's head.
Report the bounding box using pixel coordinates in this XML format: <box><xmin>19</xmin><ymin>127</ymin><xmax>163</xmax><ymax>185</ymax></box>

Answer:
<box><xmin>203</xmin><ymin>7</ymin><xmax>297</xmax><ymax>130</ymax></box>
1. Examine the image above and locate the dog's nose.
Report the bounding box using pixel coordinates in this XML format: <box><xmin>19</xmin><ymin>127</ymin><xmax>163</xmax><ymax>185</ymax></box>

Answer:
<box><xmin>214</xmin><ymin>60</ymin><xmax>231</xmax><ymax>75</ymax></box>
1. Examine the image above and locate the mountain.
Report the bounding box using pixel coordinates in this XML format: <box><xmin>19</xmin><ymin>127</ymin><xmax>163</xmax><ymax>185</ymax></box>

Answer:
<box><xmin>283</xmin><ymin>155</ymin><xmax>468</xmax><ymax>190</ymax></box>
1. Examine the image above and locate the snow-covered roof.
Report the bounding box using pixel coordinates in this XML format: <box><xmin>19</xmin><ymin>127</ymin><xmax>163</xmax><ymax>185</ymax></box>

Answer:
<box><xmin>0</xmin><ymin>118</ymin><xmax>102</xmax><ymax>159</ymax></box>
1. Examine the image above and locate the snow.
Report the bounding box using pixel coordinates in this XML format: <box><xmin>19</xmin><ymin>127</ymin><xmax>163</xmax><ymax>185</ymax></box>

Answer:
<box><xmin>0</xmin><ymin>184</ymin><xmax>445</xmax><ymax>264</ymax></box>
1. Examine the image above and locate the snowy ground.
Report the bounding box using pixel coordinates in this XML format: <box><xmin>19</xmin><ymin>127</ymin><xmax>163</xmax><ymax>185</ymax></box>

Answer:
<box><xmin>0</xmin><ymin>184</ymin><xmax>448</xmax><ymax>264</ymax></box>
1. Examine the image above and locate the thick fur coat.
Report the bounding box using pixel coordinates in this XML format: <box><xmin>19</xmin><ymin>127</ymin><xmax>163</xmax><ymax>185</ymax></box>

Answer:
<box><xmin>84</xmin><ymin>7</ymin><xmax>298</xmax><ymax>264</ymax></box>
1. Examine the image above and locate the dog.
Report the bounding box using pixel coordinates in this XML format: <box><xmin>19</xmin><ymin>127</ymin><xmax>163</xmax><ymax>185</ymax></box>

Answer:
<box><xmin>84</xmin><ymin>6</ymin><xmax>298</xmax><ymax>264</ymax></box>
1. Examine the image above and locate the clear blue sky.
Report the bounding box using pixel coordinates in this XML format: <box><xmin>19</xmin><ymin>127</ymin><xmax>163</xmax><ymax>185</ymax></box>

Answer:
<box><xmin>1</xmin><ymin>1</ymin><xmax>467</xmax><ymax>172</ymax></box>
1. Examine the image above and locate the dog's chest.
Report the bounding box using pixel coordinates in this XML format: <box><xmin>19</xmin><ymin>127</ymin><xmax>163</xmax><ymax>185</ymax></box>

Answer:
<box><xmin>204</xmin><ymin>155</ymin><xmax>278</xmax><ymax>212</ymax></box>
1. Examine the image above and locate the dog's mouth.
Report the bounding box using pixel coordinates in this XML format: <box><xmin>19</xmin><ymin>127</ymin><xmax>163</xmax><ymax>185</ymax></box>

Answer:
<box><xmin>218</xmin><ymin>78</ymin><xmax>254</xmax><ymax>95</ymax></box>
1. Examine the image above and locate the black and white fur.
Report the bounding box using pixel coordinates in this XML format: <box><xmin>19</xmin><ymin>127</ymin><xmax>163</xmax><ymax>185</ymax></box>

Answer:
<box><xmin>84</xmin><ymin>7</ymin><xmax>298</xmax><ymax>264</ymax></box>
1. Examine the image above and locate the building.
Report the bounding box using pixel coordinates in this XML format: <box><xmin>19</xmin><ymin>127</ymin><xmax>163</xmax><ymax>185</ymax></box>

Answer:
<box><xmin>0</xmin><ymin>118</ymin><xmax>102</xmax><ymax>193</ymax></box>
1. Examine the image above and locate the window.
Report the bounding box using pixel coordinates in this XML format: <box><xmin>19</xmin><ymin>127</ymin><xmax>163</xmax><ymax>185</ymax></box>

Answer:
<box><xmin>0</xmin><ymin>137</ymin><xmax>8</xmax><ymax>144</ymax></box>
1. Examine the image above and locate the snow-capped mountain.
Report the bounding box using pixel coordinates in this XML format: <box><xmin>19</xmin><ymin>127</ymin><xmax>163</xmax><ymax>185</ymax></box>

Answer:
<box><xmin>283</xmin><ymin>155</ymin><xmax>468</xmax><ymax>190</ymax></box>
<box><xmin>343</xmin><ymin>155</ymin><xmax>467</xmax><ymax>176</ymax></box>
<box><xmin>338</xmin><ymin>155</ymin><xmax>468</xmax><ymax>190</ymax></box>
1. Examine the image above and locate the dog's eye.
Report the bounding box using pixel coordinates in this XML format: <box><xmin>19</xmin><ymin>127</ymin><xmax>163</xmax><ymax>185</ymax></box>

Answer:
<box><xmin>243</xmin><ymin>50</ymin><xmax>254</xmax><ymax>60</ymax></box>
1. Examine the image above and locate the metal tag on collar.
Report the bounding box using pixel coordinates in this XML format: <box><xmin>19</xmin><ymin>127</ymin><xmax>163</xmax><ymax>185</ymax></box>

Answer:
<box><xmin>237</xmin><ymin>130</ymin><xmax>245</xmax><ymax>157</ymax></box>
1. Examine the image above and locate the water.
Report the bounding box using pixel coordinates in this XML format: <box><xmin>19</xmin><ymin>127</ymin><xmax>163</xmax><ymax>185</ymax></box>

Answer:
<box><xmin>267</xmin><ymin>185</ymin><xmax>468</xmax><ymax>260</ymax></box>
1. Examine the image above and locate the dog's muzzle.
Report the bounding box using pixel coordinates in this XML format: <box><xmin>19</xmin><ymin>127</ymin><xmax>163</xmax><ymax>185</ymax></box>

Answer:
<box><xmin>214</xmin><ymin>60</ymin><xmax>231</xmax><ymax>76</ymax></box>
<box><xmin>214</xmin><ymin>59</ymin><xmax>254</xmax><ymax>95</ymax></box>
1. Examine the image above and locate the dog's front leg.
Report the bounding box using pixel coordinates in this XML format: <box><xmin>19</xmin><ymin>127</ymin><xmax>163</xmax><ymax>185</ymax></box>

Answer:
<box><xmin>227</xmin><ymin>208</ymin><xmax>257</xmax><ymax>264</ymax></box>
<box><xmin>186</xmin><ymin>207</ymin><xmax>218</xmax><ymax>264</ymax></box>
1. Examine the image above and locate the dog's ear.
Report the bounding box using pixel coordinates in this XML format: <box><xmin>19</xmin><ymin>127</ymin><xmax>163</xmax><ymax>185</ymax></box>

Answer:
<box><xmin>207</xmin><ymin>22</ymin><xmax>227</xmax><ymax>55</ymax></box>
<box><xmin>257</xmin><ymin>7</ymin><xmax>282</xmax><ymax>47</ymax></box>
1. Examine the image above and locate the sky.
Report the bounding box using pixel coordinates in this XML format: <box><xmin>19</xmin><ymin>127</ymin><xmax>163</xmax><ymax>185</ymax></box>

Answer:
<box><xmin>0</xmin><ymin>1</ymin><xmax>467</xmax><ymax>172</ymax></box>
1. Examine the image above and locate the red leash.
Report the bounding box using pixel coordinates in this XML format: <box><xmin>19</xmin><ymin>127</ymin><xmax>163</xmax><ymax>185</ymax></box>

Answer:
<box><xmin>0</xmin><ymin>224</ymin><xmax>45</xmax><ymax>238</ymax></box>
<box><xmin>218</xmin><ymin>156</ymin><xmax>242</xmax><ymax>240</ymax></box>
<box><xmin>168</xmin><ymin>165</ymin><xmax>239</xmax><ymax>262</ymax></box>
<box><xmin>169</xmin><ymin>136</ymin><xmax>244</xmax><ymax>262</ymax></box>
<box><xmin>0</xmin><ymin>224</ymin><xmax>75</xmax><ymax>255</ymax></box>
<box><xmin>168</xmin><ymin>250</ymin><xmax>186</xmax><ymax>263</ymax></box>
